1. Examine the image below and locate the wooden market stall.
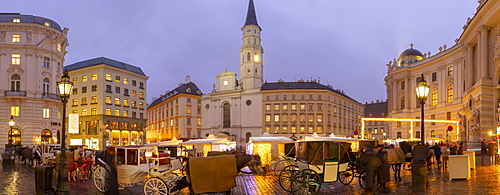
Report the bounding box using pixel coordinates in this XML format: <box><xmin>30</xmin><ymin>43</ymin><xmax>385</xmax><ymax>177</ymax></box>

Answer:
<box><xmin>180</xmin><ymin>135</ymin><xmax>235</xmax><ymax>157</ymax></box>
<box><xmin>247</xmin><ymin>134</ymin><xmax>294</xmax><ymax>167</ymax></box>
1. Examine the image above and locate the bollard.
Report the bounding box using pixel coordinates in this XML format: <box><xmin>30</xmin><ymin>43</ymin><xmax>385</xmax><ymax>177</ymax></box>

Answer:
<box><xmin>411</xmin><ymin>163</ymin><xmax>427</xmax><ymax>190</ymax></box>
<box><xmin>35</xmin><ymin>166</ymin><xmax>55</xmax><ymax>195</ymax></box>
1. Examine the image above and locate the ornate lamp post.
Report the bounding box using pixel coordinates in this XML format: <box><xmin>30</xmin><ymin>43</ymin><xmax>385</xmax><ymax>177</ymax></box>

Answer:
<box><xmin>55</xmin><ymin>71</ymin><xmax>73</xmax><ymax>194</ymax></box>
<box><xmin>415</xmin><ymin>74</ymin><xmax>430</xmax><ymax>145</ymax></box>
<box><xmin>8</xmin><ymin>115</ymin><xmax>15</xmax><ymax>148</ymax></box>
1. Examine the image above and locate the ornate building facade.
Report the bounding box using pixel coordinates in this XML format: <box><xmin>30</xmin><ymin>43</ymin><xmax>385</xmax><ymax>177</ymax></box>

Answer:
<box><xmin>385</xmin><ymin>0</ymin><xmax>500</xmax><ymax>146</ymax></box>
<box><xmin>0</xmin><ymin>13</ymin><xmax>69</xmax><ymax>147</ymax></box>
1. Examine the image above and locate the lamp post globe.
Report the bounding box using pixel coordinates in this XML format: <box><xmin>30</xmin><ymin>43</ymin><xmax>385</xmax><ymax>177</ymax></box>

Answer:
<box><xmin>8</xmin><ymin>115</ymin><xmax>15</xmax><ymax>147</ymax></box>
<box><xmin>55</xmin><ymin>71</ymin><xmax>73</xmax><ymax>194</ymax></box>
<box><xmin>415</xmin><ymin>74</ymin><xmax>430</xmax><ymax>145</ymax></box>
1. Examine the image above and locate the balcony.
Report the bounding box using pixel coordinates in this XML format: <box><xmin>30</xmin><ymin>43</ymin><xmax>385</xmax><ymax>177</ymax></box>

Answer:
<box><xmin>5</xmin><ymin>90</ymin><xmax>26</xmax><ymax>98</ymax></box>
<box><xmin>42</xmin><ymin>93</ymin><xmax>60</xmax><ymax>100</ymax></box>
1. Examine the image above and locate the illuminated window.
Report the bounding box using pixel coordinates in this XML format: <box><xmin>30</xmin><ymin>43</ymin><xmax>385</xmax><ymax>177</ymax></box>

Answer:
<box><xmin>274</xmin><ymin>104</ymin><xmax>280</xmax><ymax>111</ymax></box>
<box><xmin>91</xmin><ymin>108</ymin><xmax>97</xmax><ymax>115</ymax></box>
<box><xmin>12</xmin><ymin>53</ymin><xmax>20</xmax><ymax>65</ymax></box>
<box><xmin>106</xmin><ymin>96</ymin><xmax>112</xmax><ymax>104</ymax></box>
<box><xmin>139</xmin><ymin>92</ymin><xmax>144</xmax><ymax>99</ymax></box>
<box><xmin>265</xmin><ymin>104</ymin><xmax>271</xmax><ymax>111</ymax></box>
<box><xmin>274</xmin><ymin>126</ymin><xmax>279</xmax><ymax>134</ymax></box>
<box><xmin>105</xmin><ymin>108</ymin><xmax>111</xmax><ymax>115</ymax></box>
<box><xmin>274</xmin><ymin>115</ymin><xmax>280</xmax><ymax>122</ymax></box>
<box><xmin>13</xmin><ymin>18</ymin><xmax>20</xmax><ymax>22</ymax></box>
<box><xmin>448</xmin><ymin>65</ymin><xmax>453</xmax><ymax>76</ymax></box>
<box><xmin>265</xmin><ymin>115</ymin><xmax>271</xmax><ymax>122</ymax></box>
<box><xmin>44</xmin><ymin>21</ymin><xmax>50</xmax><ymax>26</ymax></box>
<box><xmin>81</xmin><ymin>97</ymin><xmax>87</xmax><ymax>105</ymax></box>
<box><xmin>81</xmin><ymin>109</ymin><xmax>87</xmax><ymax>116</ymax></box>
<box><xmin>139</xmin><ymin>102</ymin><xmax>144</xmax><ymax>109</ymax></box>
<box><xmin>124</xmin><ymin>78</ymin><xmax>129</xmax><ymax>84</ymax></box>
<box><xmin>43</xmin><ymin>108</ymin><xmax>50</xmax><ymax>118</ymax></box>
<box><xmin>300</xmin><ymin>104</ymin><xmax>305</xmax><ymax>110</ymax></box>
<box><xmin>123</xmin><ymin>99</ymin><xmax>129</xmax><ymax>106</ymax></box>
<box><xmin>283</xmin><ymin>114</ymin><xmax>288</xmax><ymax>122</ymax></box>
<box><xmin>43</xmin><ymin>57</ymin><xmax>50</xmax><ymax>68</ymax></box>
<box><xmin>72</xmin><ymin>99</ymin><xmax>78</xmax><ymax>106</ymax></box>
<box><xmin>447</xmin><ymin>84</ymin><xmax>453</xmax><ymax>103</ymax></box>
<box><xmin>431</xmin><ymin>89</ymin><xmax>437</xmax><ymax>106</ymax></box>
<box><xmin>92</xmin><ymin>74</ymin><xmax>98</xmax><ymax>80</ymax></box>
<box><xmin>317</xmin><ymin>126</ymin><xmax>323</xmax><ymax>133</ymax></box>
<box><xmin>57</xmin><ymin>43</ymin><xmax>62</xmax><ymax>52</ymax></box>
<box><xmin>106</xmin><ymin>74</ymin><xmax>112</xmax><ymax>81</ymax></box>
<box><xmin>317</xmin><ymin>114</ymin><xmax>323</xmax><ymax>123</ymax></box>
<box><xmin>82</xmin><ymin>76</ymin><xmax>87</xmax><ymax>83</ymax></box>
<box><xmin>291</xmin><ymin>104</ymin><xmax>297</xmax><ymax>111</ymax></box>
<box><xmin>197</xmin><ymin>118</ymin><xmax>201</xmax><ymax>126</ymax></box>
<box><xmin>115</xmin><ymin>109</ymin><xmax>120</xmax><ymax>116</ymax></box>
<box><xmin>308</xmin><ymin>115</ymin><xmax>313</xmax><ymax>122</ymax></box>
<box><xmin>291</xmin><ymin>126</ymin><xmax>297</xmax><ymax>133</ymax></box>
<box><xmin>266</xmin><ymin>126</ymin><xmax>271</xmax><ymax>132</ymax></box>
<box><xmin>187</xmin><ymin>105</ymin><xmax>191</xmax><ymax>114</ymax></box>
<box><xmin>11</xmin><ymin>106</ymin><xmax>20</xmax><ymax>116</ymax></box>
<box><xmin>115</xmin><ymin>76</ymin><xmax>120</xmax><ymax>82</ymax></box>
<box><xmin>73</xmin><ymin>78</ymin><xmax>78</xmax><ymax>84</ymax></box>
<box><xmin>282</xmin><ymin>104</ymin><xmax>288</xmax><ymax>111</ymax></box>
<box><xmin>300</xmin><ymin>114</ymin><xmax>305</xmax><ymax>122</ymax></box>
<box><xmin>123</xmin><ymin>110</ymin><xmax>129</xmax><ymax>117</ymax></box>
<box><xmin>132</xmin><ymin>90</ymin><xmax>137</xmax><ymax>97</ymax></box>
<box><xmin>132</xmin><ymin>101</ymin><xmax>136</xmax><ymax>108</ymax></box>
<box><xmin>12</xmin><ymin>34</ymin><xmax>20</xmax><ymax>43</ymax></box>
<box><xmin>115</xmin><ymin>98</ymin><xmax>120</xmax><ymax>105</ymax></box>
<box><xmin>254</xmin><ymin>53</ymin><xmax>259</xmax><ymax>62</ymax></box>
<box><xmin>291</xmin><ymin>114</ymin><xmax>297</xmax><ymax>122</ymax></box>
<box><xmin>308</xmin><ymin>127</ymin><xmax>313</xmax><ymax>133</ymax></box>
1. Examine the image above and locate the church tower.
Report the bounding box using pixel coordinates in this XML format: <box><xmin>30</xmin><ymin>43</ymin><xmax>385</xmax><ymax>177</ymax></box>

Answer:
<box><xmin>240</xmin><ymin>0</ymin><xmax>263</xmax><ymax>90</ymax></box>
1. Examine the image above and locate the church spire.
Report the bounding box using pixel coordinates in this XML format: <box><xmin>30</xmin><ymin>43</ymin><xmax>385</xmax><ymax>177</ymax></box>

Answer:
<box><xmin>244</xmin><ymin>0</ymin><xmax>259</xmax><ymax>26</ymax></box>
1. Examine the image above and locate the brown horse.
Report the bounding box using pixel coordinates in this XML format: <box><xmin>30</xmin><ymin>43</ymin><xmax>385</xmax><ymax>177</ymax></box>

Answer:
<box><xmin>207</xmin><ymin>151</ymin><xmax>266</xmax><ymax>175</ymax></box>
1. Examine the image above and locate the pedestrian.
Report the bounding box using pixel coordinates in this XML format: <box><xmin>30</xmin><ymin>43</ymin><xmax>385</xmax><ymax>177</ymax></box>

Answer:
<box><xmin>458</xmin><ymin>141</ymin><xmax>464</xmax><ymax>155</ymax></box>
<box><xmin>432</xmin><ymin>142</ymin><xmax>442</xmax><ymax>167</ymax></box>
<box><xmin>360</xmin><ymin>146</ymin><xmax>378</xmax><ymax>193</ymax></box>
<box><xmin>481</xmin><ymin>139</ymin><xmax>488</xmax><ymax>166</ymax></box>
<box><xmin>488</xmin><ymin>139</ymin><xmax>498</xmax><ymax>165</ymax></box>
<box><xmin>449</xmin><ymin>143</ymin><xmax>457</xmax><ymax>155</ymax></box>
<box><xmin>375</xmin><ymin>144</ymin><xmax>390</xmax><ymax>191</ymax></box>
<box><xmin>441</xmin><ymin>144</ymin><xmax>450</xmax><ymax>169</ymax></box>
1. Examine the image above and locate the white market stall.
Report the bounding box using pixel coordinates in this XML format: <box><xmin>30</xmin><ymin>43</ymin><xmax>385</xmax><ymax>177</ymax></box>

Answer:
<box><xmin>180</xmin><ymin>135</ymin><xmax>236</xmax><ymax>157</ymax></box>
<box><xmin>247</xmin><ymin>133</ymin><xmax>294</xmax><ymax>167</ymax></box>
<box><xmin>304</xmin><ymin>133</ymin><xmax>361</xmax><ymax>152</ymax></box>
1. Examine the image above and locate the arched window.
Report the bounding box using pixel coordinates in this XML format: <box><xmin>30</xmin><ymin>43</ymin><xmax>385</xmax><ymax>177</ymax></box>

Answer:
<box><xmin>41</xmin><ymin>129</ymin><xmax>52</xmax><ymax>144</ymax></box>
<box><xmin>246</xmin><ymin>132</ymin><xmax>251</xmax><ymax>143</ymax></box>
<box><xmin>431</xmin><ymin>130</ymin><xmax>436</xmax><ymax>138</ymax></box>
<box><xmin>400</xmin><ymin>96</ymin><xmax>405</xmax><ymax>109</ymax></box>
<box><xmin>8</xmin><ymin>128</ymin><xmax>21</xmax><ymax>146</ymax></box>
<box><xmin>11</xmin><ymin>74</ymin><xmax>21</xmax><ymax>91</ymax></box>
<box><xmin>247</xmin><ymin>53</ymin><xmax>251</xmax><ymax>61</ymax></box>
<box><xmin>415</xmin><ymin>131</ymin><xmax>420</xmax><ymax>138</ymax></box>
<box><xmin>223</xmin><ymin>103</ymin><xmax>231</xmax><ymax>128</ymax></box>
<box><xmin>43</xmin><ymin>78</ymin><xmax>50</xmax><ymax>94</ymax></box>
<box><xmin>397</xmin><ymin>132</ymin><xmax>402</xmax><ymax>139</ymax></box>
<box><xmin>431</xmin><ymin>89</ymin><xmax>437</xmax><ymax>106</ymax></box>
<box><xmin>447</xmin><ymin>84</ymin><xmax>453</xmax><ymax>103</ymax></box>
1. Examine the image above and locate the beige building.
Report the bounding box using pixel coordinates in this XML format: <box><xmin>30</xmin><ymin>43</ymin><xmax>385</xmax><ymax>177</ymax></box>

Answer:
<box><xmin>363</xmin><ymin>100</ymin><xmax>388</xmax><ymax>140</ymax></box>
<box><xmin>0</xmin><ymin>13</ymin><xmax>69</xmax><ymax>148</ymax></box>
<box><xmin>385</xmin><ymin>1</ymin><xmax>500</xmax><ymax>146</ymax></box>
<box><xmin>146</xmin><ymin>76</ymin><xmax>202</xmax><ymax>142</ymax></box>
<box><xmin>261</xmin><ymin>80</ymin><xmax>364</xmax><ymax>139</ymax></box>
<box><xmin>65</xmin><ymin>57</ymin><xmax>148</xmax><ymax>150</ymax></box>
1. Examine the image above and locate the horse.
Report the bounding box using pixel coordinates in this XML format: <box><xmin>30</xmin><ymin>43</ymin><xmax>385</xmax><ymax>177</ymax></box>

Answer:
<box><xmin>56</xmin><ymin>151</ymin><xmax>78</xmax><ymax>182</ymax></box>
<box><xmin>385</xmin><ymin>148</ymin><xmax>405</xmax><ymax>182</ymax></box>
<box><xmin>207</xmin><ymin>151</ymin><xmax>266</xmax><ymax>174</ymax></box>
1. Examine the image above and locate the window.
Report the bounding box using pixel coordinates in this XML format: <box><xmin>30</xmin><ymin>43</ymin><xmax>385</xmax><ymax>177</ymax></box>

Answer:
<box><xmin>308</xmin><ymin>115</ymin><xmax>313</xmax><ymax>122</ymax></box>
<box><xmin>43</xmin><ymin>57</ymin><xmax>50</xmax><ymax>68</ymax></box>
<box><xmin>187</xmin><ymin>105</ymin><xmax>191</xmax><ymax>114</ymax></box>
<box><xmin>274</xmin><ymin>104</ymin><xmax>280</xmax><ymax>111</ymax></box>
<box><xmin>90</xmin><ymin>108</ymin><xmax>97</xmax><ymax>115</ymax></box>
<box><xmin>447</xmin><ymin>65</ymin><xmax>453</xmax><ymax>76</ymax></box>
<box><xmin>308</xmin><ymin>104</ymin><xmax>313</xmax><ymax>110</ymax></box>
<box><xmin>115</xmin><ymin>109</ymin><xmax>120</xmax><ymax>116</ymax></box>
<box><xmin>106</xmin><ymin>96</ymin><xmax>112</xmax><ymax>104</ymax></box>
<box><xmin>12</xmin><ymin>53</ymin><xmax>20</xmax><ymax>65</ymax></box>
<box><xmin>400</xmin><ymin>96</ymin><xmax>405</xmax><ymax>109</ymax></box>
<box><xmin>132</xmin><ymin>101</ymin><xmax>136</xmax><ymax>108</ymax></box>
<box><xmin>265</xmin><ymin>104</ymin><xmax>271</xmax><ymax>111</ymax></box>
<box><xmin>11</xmin><ymin>106</ymin><xmax>20</xmax><ymax>116</ymax></box>
<box><xmin>57</xmin><ymin>43</ymin><xmax>62</xmax><ymax>52</ymax></box>
<box><xmin>115</xmin><ymin>87</ymin><xmax>120</xmax><ymax>93</ymax></box>
<box><xmin>139</xmin><ymin>102</ymin><xmax>144</xmax><ymax>109</ymax></box>
<box><xmin>283</xmin><ymin>114</ymin><xmax>288</xmax><ymax>122</ymax></box>
<box><xmin>431</xmin><ymin>89</ymin><xmax>437</xmax><ymax>106</ymax></box>
<box><xmin>92</xmin><ymin>74</ymin><xmax>98</xmax><ymax>80</ymax></box>
<box><xmin>82</xmin><ymin>76</ymin><xmax>87</xmax><ymax>83</ymax></box>
<box><xmin>92</xmin><ymin>85</ymin><xmax>97</xmax><ymax>92</ymax></box>
<box><xmin>82</xmin><ymin>86</ymin><xmax>87</xmax><ymax>93</ymax></box>
<box><xmin>291</xmin><ymin>126</ymin><xmax>296</xmax><ymax>133</ymax></box>
<box><xmin>275</xmin><ymin>95</ymin><xmax>279</xmax><ymax>100</ymax></box>
<box><xmin>42</xmin><ymin>78</ymin><xmax>50</xmax><ymax>94</ymax></box>
<box><xmin>139</xmin><ymin>92</ymin><xmax>144</xmax><ymax>99</ymax></box>
<box><xmin>274</xmin><ymin>126</ymin><xmax>279</xmax><ymax>134</ymax></box>
<box><xmin>274</xmin><ymin>115</ymin><xmax>280</xmax><ymax>122</ymax></box>
<box><xmin>139</xmin><ymin>82</ymin><xmax>144</xmax><ymax>89</ymax></box>
<box><xmin>124</xmin><ymin>78</ymin><xmax>129</xmax><ymax>84</ymax></box>
<box><xmin>13</xmin><ymin>18</ymin><xmax>20</xmax><ymax>22</ymax></box>
<box><xmin>44</xmin><ymin>21</ymin><xmax>50</xmax><ymax>26</ymax></box>
<box><xmin>106</xmin><ymin>85</ymin><xmax>112</xmax><ymax>93</ymax></box>
<box><xmin>446</xmin><ymin>112</ymin><xmax>451</xmax><ymax>120</ymax></box>
<box><xmin>415</xmin><ymin>131</ymin><xmax>420</xmax><ymax>138</ymax></box>
<box><xmin>43</xmin><ymin>108</ymin><xmax>50</xmax><ymax>118</ymax></box>
<box><xmin>91</xmin><ymin>96</ymin><xmax>97</xmax><ymax>104</ymax></box>
<box><xmin>318</xmin><ymin>104</ymin><xmax>322</xmax><ymax>111</ymax></box>
<box><xmin>72</xmin><ymin>88</ymin><xmax>77</xmax><ymax>95</ymax></box>
<box><xmin>223</xmin><ymin>103</ymin><xmax>231</xmax><ymax>128</ymax></box>
<box><xmin>317</xmin><ymin>114</ymin><xmax>323</xmax><ymax>123</ymax></box>
<box><xmin>12</xmin><ymin>34</ymin><xmax>20</xmax><ymax>43</ymax></box>
<box><xmin>397</xmin><ymin>122</ymin><xmax>401</xmax><ymax>127</ymax></box>
<box><xmin>300</xmin><ymin>104</ymin><xmax>305</xmax><ymax>110</ymax></box>
<box><xmin>81</xmin><ymin>109</ymin><xmax>87</xmax><ymax>116</ymax></box>
<box><xmin>291</xmin><ymin>104</ymin><xmax>297</xmax><ymax>111</ymax></box>
<box><xmin>282</xmin><ymin>104</ymin><xmax>288</xmax><ymax>111</ymax></box>
<box><xmin>123</xmin><ymin>99</ymin><xmax>129</xmax><ymax>107</ymax></box>
<box><xmin>115</xmin><ymin>76</ymin><xmax>120</xmax><ymax>82</ymax></box>
<box><xmin>432</xmin><ymin>72</ymin><xmax>437</xmax><ymax>82</ymax></box>
<box><xmin>132</xmin><ymin>80</ymin><xmax>136</xmax><ymax>86</ymax></box>
<box><xmin>106</xmin><ymin>74</ymin><xmax>112</xmax><ymax>81</ymax></box>
<box><xmin>401</xmin><ymin>81</ymin><xmax>405</xmax><ymax>90</ymax></box>
<box><xmin>81</xmin><ymin>97</ymin><xmax>87</xmax><ymax>105</ymax></box>
<box><xmin>115</xmin><ymin>98</ymin><xmax>120</xmax><ymax>105</ymax></box>
<box><xmin>431</xmin><ymin>114</ymin><xmax>436</xmax><ymax>125</ymax></box>
<box><xmin>447</xmin><ymin>84</ymin><xmax>453</xmax><ymax>103</ymax></box>
<box><xmin>318</xmin><ymin>95</ymin><xmax>322</xmax><ymax>100</ymax></box>
<box><xmin>309</xmin><ymin>95</ymin><xmax>313</xmax><ymax>100</ymax></box>
<box><xmin>299</xmin><ymin>114</ymin><xmax>306</xmax><ymax>122</ymax></box>
<box><xmin>106</xmin><ymin>108</ymin><xmax>111</xmax><ymax>115</ymax></box>
<box><xmin>292</xmin><ymin>95</ymin><xmax>296</xmax><ymax>100</ymax></box>
<box><xmin>123</xmin><ymin>110</ymin><xmax>129</xmax><ymax>117</ymax></box>
<box><xmin>132</xmin><ymin>90</ymin><xmax>137</xmax><ymax>97</ymax></box>
<box><xmin>283</xmin><ymin>95</ymin><xmax>287</xmax><ymax>100</ymax></box>
<box><xmin>9</xmin><ymin>74</ymin><xmax>20</xmax><ymax>92</ymax></box>
<box><xmin>72</xmin><ymin>99</ymin><xmax>78</xmax><ymax>106</ymax></box>
<box><xmin>266</xmin><ymin>96</ymin><xmax>270</xmax><ymax>101</ymax></box>
<box><xmin>265</xmin><ymin>115</ymin><xmax>271</xmax><ymax>122</ymax></box>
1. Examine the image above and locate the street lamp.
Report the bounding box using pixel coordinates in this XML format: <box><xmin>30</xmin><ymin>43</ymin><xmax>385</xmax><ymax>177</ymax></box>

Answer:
<box><xmin>8</xmin><ymin>115</ymin><xmax>15</xmax><ymax>148</ymax></box>
<box><xmin>55</xmin><ymin>71</ymin><xmax>73</xmax><ymax>194</ymax></box>
<box><xmin>383</xmin><ymin>132</ymin><xmax>387</xmax><ymax>140</ymax></box>
<box><xmin>415</xmin><ymin>74</ymin><xmax>430</xmax><ymax>145</ymax></box>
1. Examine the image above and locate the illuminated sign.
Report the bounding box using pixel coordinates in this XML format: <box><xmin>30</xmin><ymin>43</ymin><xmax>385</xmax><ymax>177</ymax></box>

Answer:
<box><xmin>68</xmin><ymin>114</ymin><xmax>79</xmax><ymax>133</ymax></box>
<box><xmin>69</xmin><ymin>139</ymin><xmax>83</xmax><ymax>145</ymax></box>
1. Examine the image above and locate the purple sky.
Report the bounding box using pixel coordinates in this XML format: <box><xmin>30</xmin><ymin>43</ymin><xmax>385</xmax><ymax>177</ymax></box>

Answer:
<box><xmin>4</xmin><ymin>1</ymin><xmax>479</xmax><ymax>104</ymax></box>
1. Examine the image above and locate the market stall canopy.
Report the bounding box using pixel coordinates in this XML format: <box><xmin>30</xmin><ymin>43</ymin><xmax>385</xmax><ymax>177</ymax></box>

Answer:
<box><xmin>249</xmin><ymin>136</ymin><xmax>293</xmax><ymax>143</ymax></box>
<box><xmin>145</xmin><ymin>140</ymin><xmax>183</xmax><ymax>147</ymax></box>
<box><xmin>181</xmin><ymin>138</ymin><xmax>232</xmax><ymax>145</ymax></box>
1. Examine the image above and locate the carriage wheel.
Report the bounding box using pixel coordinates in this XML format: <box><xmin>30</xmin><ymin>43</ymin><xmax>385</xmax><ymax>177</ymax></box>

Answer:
<box><xmin>338</xmin><ymin>168</ymin><xmax>354</xmax><ymax>185</ymax></box>
<box><xmin>143</xmin><ymin>177</ymin><xmax>169</xmax><ymax>195</ymax></box>
<box><xmin>93</xmin><ymin>166</ymin><xmax>110</xmax><ymax>192</ymax></box>
<box><xmin>358</xmin><ymin>170</ymin><xmax>377</xmax><ymax>189</ymax></box>
<box><xmin>272</xmin><ymin>160</ymin><xmax>289</xmax><ymax>176</ymax></box>
<box><xmin>291</xmin><ymin>169</ymin><xmax>322</xmax><ymax>195</ymax></box>
<box><xmin>278</xmin><ymin>165</ymin><xmax>300</xmax><ymax>192</ymax></box>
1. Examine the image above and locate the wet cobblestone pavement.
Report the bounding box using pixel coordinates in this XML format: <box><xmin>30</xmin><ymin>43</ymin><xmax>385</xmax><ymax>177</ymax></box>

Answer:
<box><xmin>2</xmin><ymin>155</ymin><xmax>500</xmax><ymax>194</ymax></box>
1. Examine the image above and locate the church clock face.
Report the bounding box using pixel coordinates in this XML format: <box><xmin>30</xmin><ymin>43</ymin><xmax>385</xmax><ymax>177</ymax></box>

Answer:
<box><xmin>223</xmin><ymin>80</ymin><xmax>229</xmax><ymax>86</ymax></box>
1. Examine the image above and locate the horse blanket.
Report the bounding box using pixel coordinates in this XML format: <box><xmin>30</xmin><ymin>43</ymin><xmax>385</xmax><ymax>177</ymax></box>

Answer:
<box><xmin>188</xmin><ymin>155</ymin><xmax>237</xmax><ymax>194</ymax></box>
<box><xmin>386</xmin><ymin>148</ymin><xmax>405</xmax><ymax>164</ymax></box>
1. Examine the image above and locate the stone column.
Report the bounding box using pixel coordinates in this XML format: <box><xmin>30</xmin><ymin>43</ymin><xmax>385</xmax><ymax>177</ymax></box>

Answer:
<box><xmin>479</xmin><ymin>25</ymin><xmax>491</xmax><ymax>79</ymax></box>
<box><xmin>464</xmin><ymin>43</ymin><xmax>475</xmax><ymax>88</ymax></box>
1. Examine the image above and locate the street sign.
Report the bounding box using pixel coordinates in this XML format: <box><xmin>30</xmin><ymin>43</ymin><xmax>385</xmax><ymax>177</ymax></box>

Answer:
<box><xmin>447</xmin><ymin>126</ymin><xmax>453</xmax><ymax>131</ymax></box>
<box><xmin>354</xmin><ymin>130</ymin><xmax>358</xmax><ymax>135</ymax></box>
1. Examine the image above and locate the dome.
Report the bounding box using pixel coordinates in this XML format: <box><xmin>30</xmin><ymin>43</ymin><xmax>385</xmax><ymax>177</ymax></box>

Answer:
<box><xmin>397</xmin><ymin>44</ymin><xmax>424</xmax><ymax>66</ymax></box>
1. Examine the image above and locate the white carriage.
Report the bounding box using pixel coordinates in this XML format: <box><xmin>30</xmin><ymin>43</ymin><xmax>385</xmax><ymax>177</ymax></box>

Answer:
<box><xmin>92</xmin><ymin>145</ymin><xmax>183</xmax><ymax>194</ymax></box>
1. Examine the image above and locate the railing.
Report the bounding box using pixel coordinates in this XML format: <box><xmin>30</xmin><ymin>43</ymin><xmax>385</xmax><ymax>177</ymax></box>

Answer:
<box><xmin>5</xmin><ymin>90</ymin><xmax>26</xmax><ymax>97</ymax></box>
<box><xmin>42</xmin><ymin>93</ymin><xmax>61</xmax><ymax>100</ymax></box>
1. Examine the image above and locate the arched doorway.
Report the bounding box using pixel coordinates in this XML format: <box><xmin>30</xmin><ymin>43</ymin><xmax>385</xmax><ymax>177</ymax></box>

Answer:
<box><xmin>41</xmin><ymin>129</ymin><xmax>52</xmax><ymax>144</ymax></box>
<box><xmin>8</xmin><ymin>128</ymin><xmax>21</xmax><ymax>146</ymax></box>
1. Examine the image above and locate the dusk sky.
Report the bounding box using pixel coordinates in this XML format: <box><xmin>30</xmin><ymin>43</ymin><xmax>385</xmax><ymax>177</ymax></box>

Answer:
<box><xmin>4</xmin><ymin>1</ymin><xmax>479</xmax><ymax>104</ymax></box>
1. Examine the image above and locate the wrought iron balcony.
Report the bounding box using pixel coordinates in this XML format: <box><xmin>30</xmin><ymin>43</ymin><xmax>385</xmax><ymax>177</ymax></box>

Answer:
<box><xmin>5</xmin><ymin>90</ymin><xmax>26</xmax><ymax>97</ymax></box>
<box><xmin>42</xmin><ymin>93</ymin><xmax>61</xmax><ymax>100</ymax></box>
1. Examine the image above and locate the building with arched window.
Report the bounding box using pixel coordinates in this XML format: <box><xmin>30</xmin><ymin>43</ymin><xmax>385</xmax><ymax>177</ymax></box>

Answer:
<box><xmin>385</xmin><ymin>1</ymin><xmax>500</xmax><ymax>146</ymax></box>
<box><xmin>0</xmin><ymin>13</ymin><xmax>69</xmax><ymax>148</ymax></box>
